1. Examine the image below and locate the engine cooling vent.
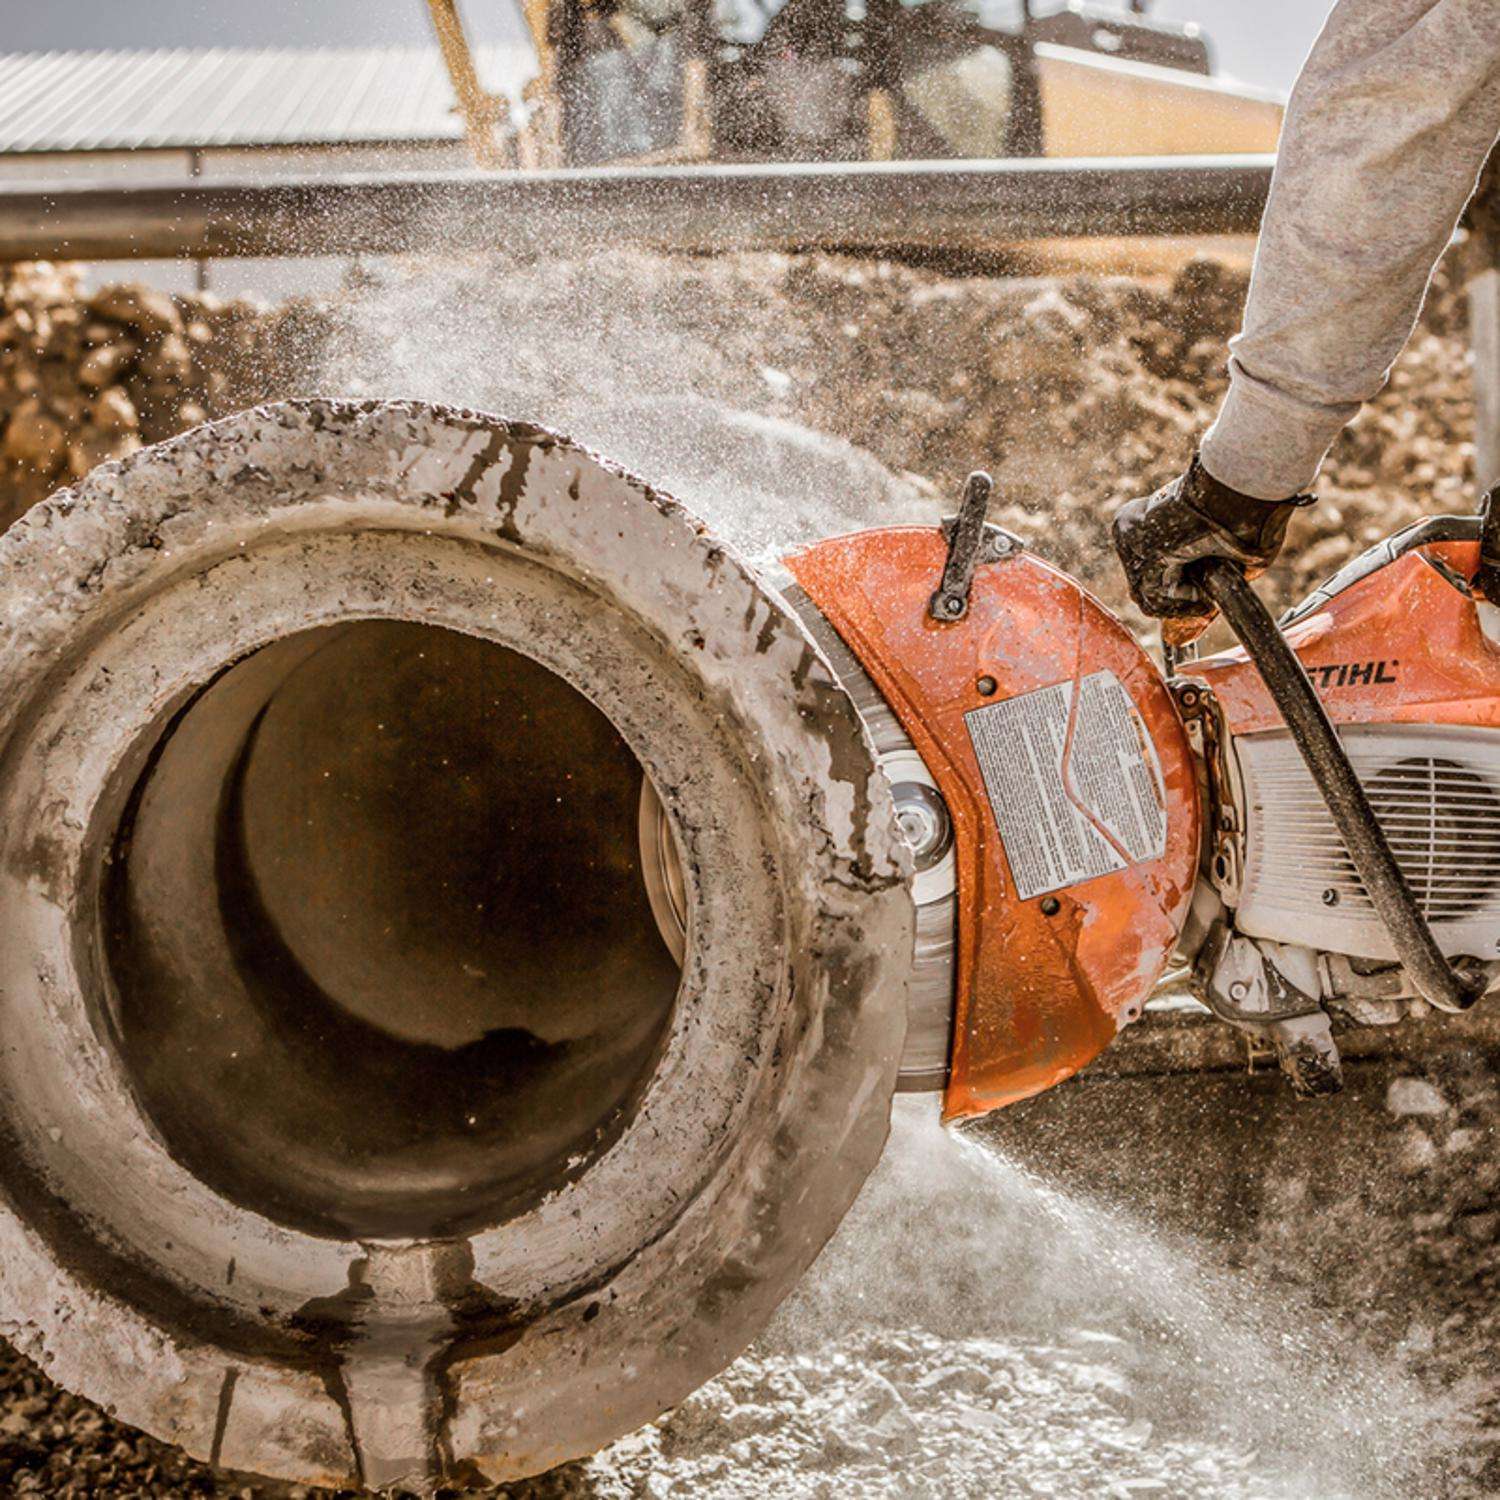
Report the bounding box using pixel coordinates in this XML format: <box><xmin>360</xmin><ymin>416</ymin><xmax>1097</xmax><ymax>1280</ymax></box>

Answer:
<box><xmin>1235</xmin><ymin>725</ymin><xmax>1500</xmax><ymax>962</ymax></box>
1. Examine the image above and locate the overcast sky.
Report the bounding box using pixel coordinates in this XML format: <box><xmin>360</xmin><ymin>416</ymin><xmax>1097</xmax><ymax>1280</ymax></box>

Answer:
<box><xmin>0</xmin><ymin>0</ymin><xmax>1334</xmax><ymax>93</ymax></box>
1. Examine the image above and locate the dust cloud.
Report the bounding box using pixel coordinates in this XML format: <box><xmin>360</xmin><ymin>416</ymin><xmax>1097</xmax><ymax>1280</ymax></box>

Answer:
<box><xmin>756</xmin><ymin>1098</ymin><xmax>1455</xmax><ymax>1498</ymax></box>
<box><xmin>303</xmin><ymin>237</ymin><xmax>1472</xmax><ymax>620</ymax></box>
<box><xmin>486</xmin><ymin>1100</ymin><xmax>1454</xmax><ymax>1497</ymax></box>
<box><xmin>313</xmin><ymin>251</ymin><xmax>942</xmax><ymax>573</ymax></box>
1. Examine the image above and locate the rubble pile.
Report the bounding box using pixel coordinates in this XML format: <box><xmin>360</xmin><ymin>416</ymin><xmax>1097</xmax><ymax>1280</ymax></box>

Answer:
<box><xmin>734</xmin><ymin>250</ymin><xmax>1474</xmax><ymax>622</ymax></box>
<box><xmin>0</xmin><ymin>252</ymin><xmax>1476</xmax><ymax>623</ymax></box>
<box><xmin>0</xmin><ymin>263</ymin><xmax>324</xmax><ymax>529</ymax></box>
<box><xmin>310</xmin><ymin>245</ymin><xmax>1477</xmax><ymax>626</ymax></box>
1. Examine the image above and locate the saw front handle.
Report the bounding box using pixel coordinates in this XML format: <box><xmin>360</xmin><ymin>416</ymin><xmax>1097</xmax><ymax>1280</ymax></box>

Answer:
<box><xmin>1193</xmin><ymin>557</ymin><xmax>1486</xmax><ymax>1015</ymax></box>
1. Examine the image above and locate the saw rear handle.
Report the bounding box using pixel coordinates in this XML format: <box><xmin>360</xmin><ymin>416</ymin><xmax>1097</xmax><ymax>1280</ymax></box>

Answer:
<box><xmin>1193</xmin><ymin>557</ymin><xmax>1485</xmax><ymax>1015</ymax></box>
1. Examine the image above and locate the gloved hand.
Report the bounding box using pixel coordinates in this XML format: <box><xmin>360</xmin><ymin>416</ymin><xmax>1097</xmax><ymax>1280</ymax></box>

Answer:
<box><xmin>1112</xmin><ymin>456</ymin><xmax>1314</xmax><ymax>643</ymax></box>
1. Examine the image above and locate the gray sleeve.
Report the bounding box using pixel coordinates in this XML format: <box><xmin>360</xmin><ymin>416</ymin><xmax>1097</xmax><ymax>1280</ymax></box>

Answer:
<box><xmin>1198</xmin><ymin>0</ymin><xmax>1500</xmax><ymax>500</ymax></box>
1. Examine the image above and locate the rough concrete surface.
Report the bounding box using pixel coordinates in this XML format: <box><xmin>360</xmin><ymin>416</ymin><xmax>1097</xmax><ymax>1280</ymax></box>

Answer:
<box><xmin>0</xmin><ymin>243</ymin><xmax>1490</xmax><ymax>1495</ymax></box>
<box><xmin>0</xmin><ymin>398</ymin><xmax>909</xmax><ymax>1491</ymax></box>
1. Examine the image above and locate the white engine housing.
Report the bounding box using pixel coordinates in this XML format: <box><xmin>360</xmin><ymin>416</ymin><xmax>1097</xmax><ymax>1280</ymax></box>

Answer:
<box><xmin>1234</xmin><ymin>724</ymin><xmax>1500</xmax><ymax>964</ymax></box>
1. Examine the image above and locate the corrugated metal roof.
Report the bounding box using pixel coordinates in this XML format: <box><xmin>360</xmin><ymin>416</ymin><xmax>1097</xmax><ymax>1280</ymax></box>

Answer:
<box><xmin>0</xmin><ymin>46</ymin><xmax>539</xmax><ymax>153</ymax></box>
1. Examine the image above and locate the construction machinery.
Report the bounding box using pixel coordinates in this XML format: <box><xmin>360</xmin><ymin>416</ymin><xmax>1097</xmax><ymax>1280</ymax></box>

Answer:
<box><xmin>427</xmin><ymin>0</ymin><xmax>1282</xmax><ymax>171</ymax></box>
<box><xmin>0</xmin><ymin>394</ymin><xmax>1497</xmax><ymax>1490</ymax></box>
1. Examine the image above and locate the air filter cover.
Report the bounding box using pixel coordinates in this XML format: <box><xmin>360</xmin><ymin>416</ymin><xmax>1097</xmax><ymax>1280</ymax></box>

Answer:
<box><xmin>1235</xmin><ymin>724</ymin><xmax>1500</xmax><ymax>961</ymax></box>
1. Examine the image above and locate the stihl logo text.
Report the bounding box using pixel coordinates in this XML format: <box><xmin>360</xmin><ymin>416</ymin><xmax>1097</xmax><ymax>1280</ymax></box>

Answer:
<box><xmin>1308</xmin><ymin>659</ymin><xmax>1398</xmax><ymax>688</ymax></box>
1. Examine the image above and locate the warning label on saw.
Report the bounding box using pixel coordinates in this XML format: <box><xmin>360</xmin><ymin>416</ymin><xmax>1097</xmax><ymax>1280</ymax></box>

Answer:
<box><xmin>965</xmin><ymin>670</ymin><xmax>1167</xmax><ymax>900</ymax></box>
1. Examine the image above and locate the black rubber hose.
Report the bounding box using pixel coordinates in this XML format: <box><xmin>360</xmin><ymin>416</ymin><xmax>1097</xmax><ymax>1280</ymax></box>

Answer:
<box><xmin>1481</xmin><ymin>483</ymin><xmax>1500</xmax><ymax>597</ymax></box>
<box><xmin>1195</xmin><ymin>557</ymin><xmax>1485</xmax><ymax>1014</ymax></box>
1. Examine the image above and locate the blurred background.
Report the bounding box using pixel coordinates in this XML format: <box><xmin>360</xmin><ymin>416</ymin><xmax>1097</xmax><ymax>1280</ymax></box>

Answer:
<box><xmin>4</xmin><ymin>0</ymin><xmax>1331</xmax><ymax>91</ymax></box>
<box><xmin>0</xmin><ymin>0</ymin><xmax>1316</xmax><ymax>296</ymax></box>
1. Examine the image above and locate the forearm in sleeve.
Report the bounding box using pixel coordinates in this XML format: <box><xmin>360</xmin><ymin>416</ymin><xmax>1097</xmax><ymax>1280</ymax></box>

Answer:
<box><xmin>1199</xmin><ymin>0</ymin><xmax>1500</xmax><ymax>500</ymax></box>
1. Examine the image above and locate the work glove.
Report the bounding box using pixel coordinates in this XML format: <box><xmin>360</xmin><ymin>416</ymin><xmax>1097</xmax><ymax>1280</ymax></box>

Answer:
<box><xmin>1112</xmin><ymin>455</ymin><xmax>1314</xmax><ymax>644</ymax></box>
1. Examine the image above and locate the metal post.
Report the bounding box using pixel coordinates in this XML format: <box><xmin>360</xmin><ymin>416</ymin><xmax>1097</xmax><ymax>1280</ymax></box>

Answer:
<box><xmin>863</xmin><ymin>0</ymin><xmax>898</xmax><ymax>162</ymax></box>
<box><xmin>1468</xmin><ymin>154</ymin><xmax>1500</xmax><ymax>489</ymax></box>
<box><xmin>0</xmin><ymin>155</ymin><xmax>1277</xmax><ymax>263</ymax></box>
<box><xmin>425</xmin><ymin>0</ymin><xmax>511</xmax><ymax>168</ymax></box>
<box><xmin>678</xmin><ymin>0</ymin><xmax>714</xmax><ymax>158</ymax></box>
<box><xmin>188</xmin><ymin>147</ymin><xmax>208</xmax><ymax>292</ymax></box>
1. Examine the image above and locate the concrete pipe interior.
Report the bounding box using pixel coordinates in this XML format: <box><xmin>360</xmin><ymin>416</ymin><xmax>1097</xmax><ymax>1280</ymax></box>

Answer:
<box><xmin>99</xmin><ymin>619</ymin><xmax>682</xmax><ymax>1242</ymax></box>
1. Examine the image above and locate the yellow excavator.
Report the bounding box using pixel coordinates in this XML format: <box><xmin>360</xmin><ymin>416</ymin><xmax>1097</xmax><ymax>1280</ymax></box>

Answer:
<box><xmin>424</xmin><ymin>0</ymin><xmax>1282</xmax><ymax>172</ymax></box>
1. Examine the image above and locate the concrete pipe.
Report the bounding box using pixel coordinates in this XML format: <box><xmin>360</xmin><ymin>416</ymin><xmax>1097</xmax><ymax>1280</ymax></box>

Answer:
<box><xmin>0</xmin><ymin>400</ymin><xmax>913</xmax><ymax>1491</ymax></box>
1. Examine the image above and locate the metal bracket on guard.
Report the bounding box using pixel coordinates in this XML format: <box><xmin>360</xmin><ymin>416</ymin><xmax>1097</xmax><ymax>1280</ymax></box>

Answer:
<box><xmin>1196</xmin><ymin>924</ymin><xmax>1321</xmax><ymax>1026</ymax></box>
<box><xmin>929</xmin><ymin>470</ymin><xmax>1023</xmax><ymax>621</ymax></box>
